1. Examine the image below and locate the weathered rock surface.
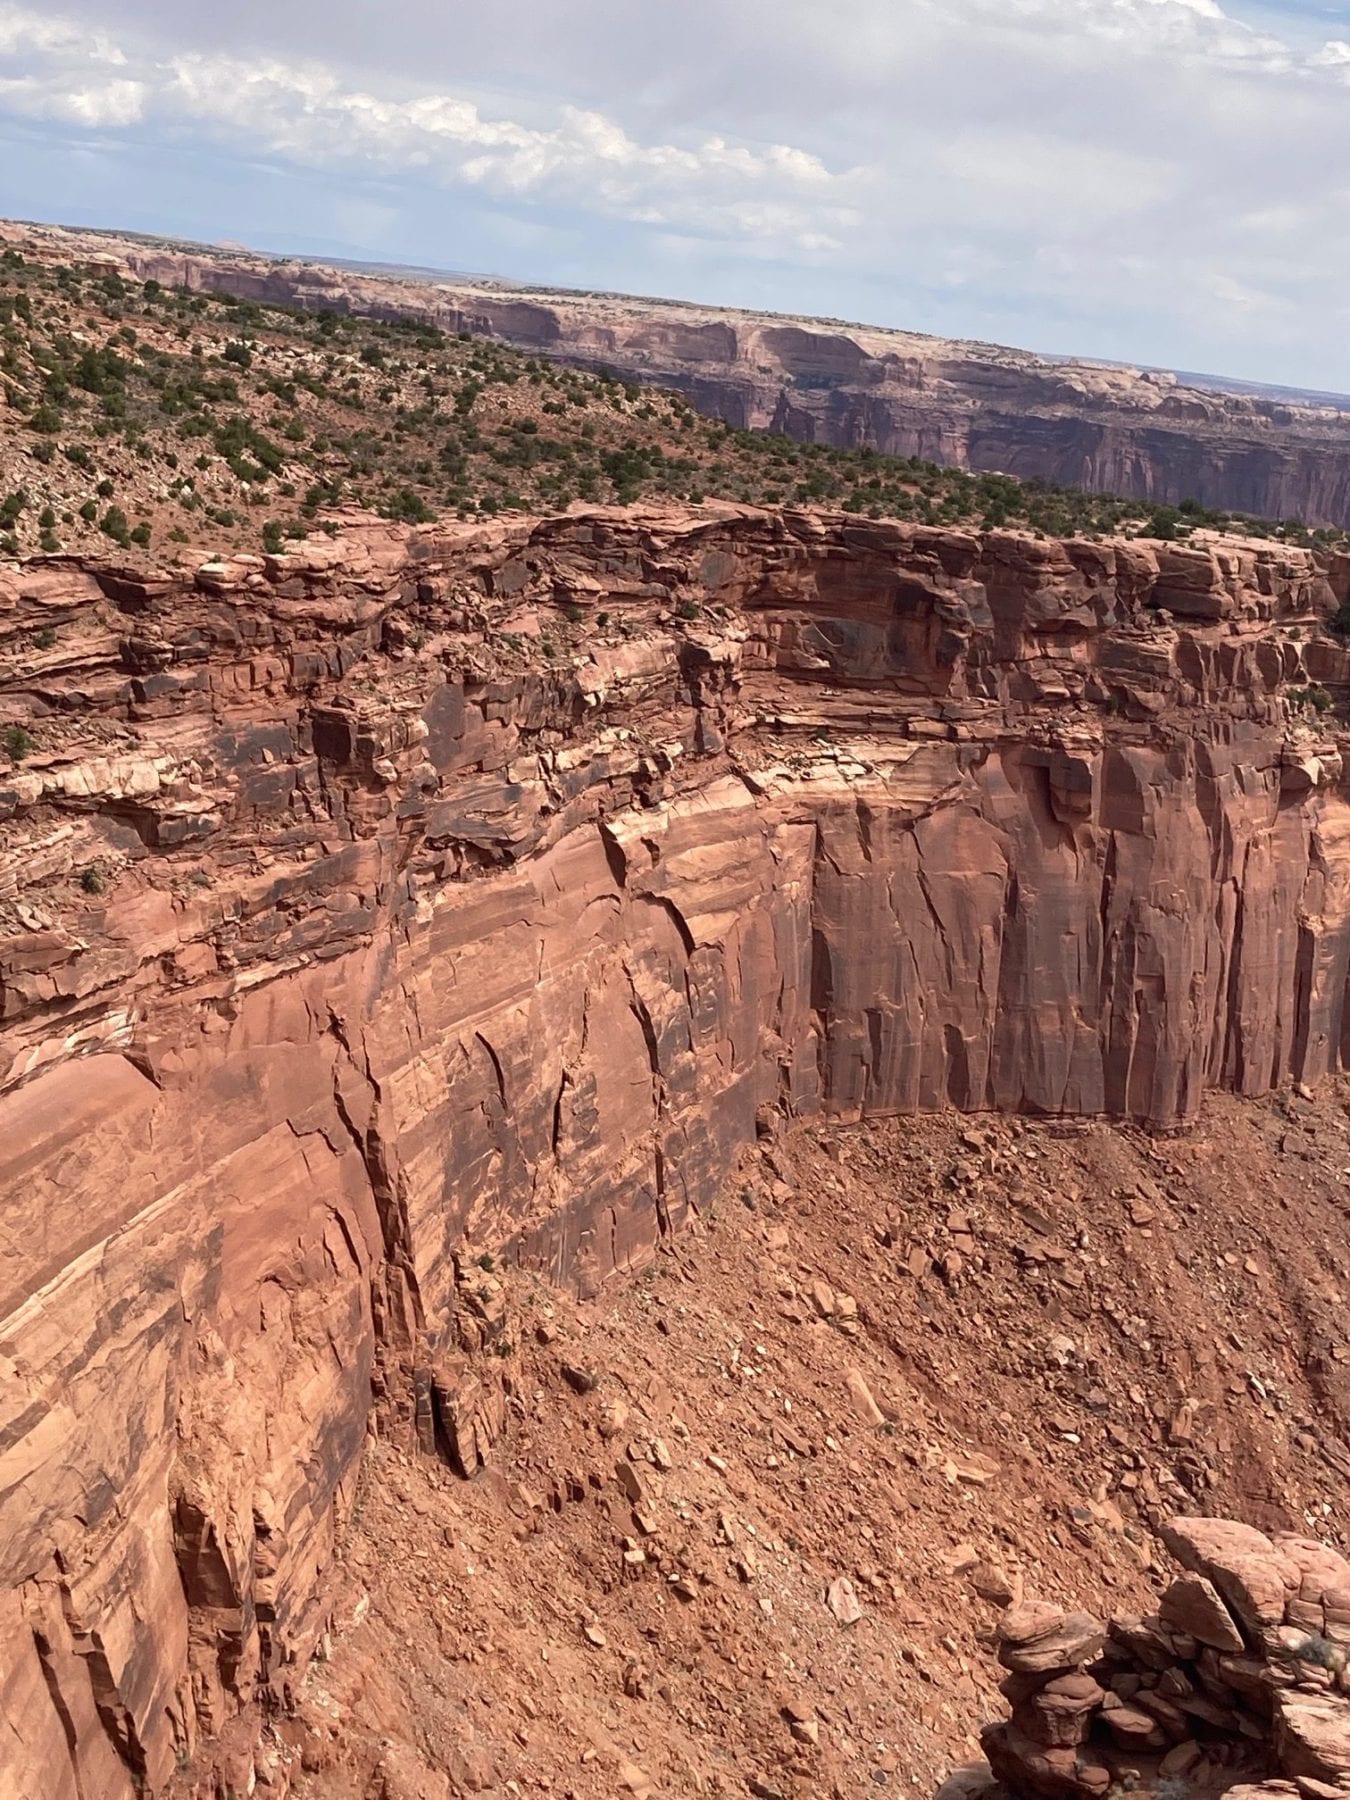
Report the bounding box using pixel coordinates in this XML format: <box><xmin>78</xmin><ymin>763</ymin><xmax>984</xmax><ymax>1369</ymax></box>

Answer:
<box><xmin>980</xmin><ymin>1516</ymin><xmax>1350</xmax><ymax>1800</ymax></box>
<box><xmin>20</xmin><ymin>218</ymin><xmax>1350</xmax><ymax>525</ymax></box>
<box><xmin>3</xmin><ymin>501</ymin><xmax>1350</xmax><ymax>1794</ymax></box>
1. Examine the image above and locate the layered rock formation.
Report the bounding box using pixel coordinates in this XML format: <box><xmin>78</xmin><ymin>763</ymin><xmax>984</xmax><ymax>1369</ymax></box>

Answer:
<box><xmin>15</xmin><ymin>219</ymin><xmax>1350</xmax><ymax>525</ymax></box>
<box><xmin>979</xmin><ymin>1515</ymin><xmax>1350</xmax><ymax>1800</ymax></box>
<box><xmin>3</xmin><ymin>503</ymin><xmax>1350</xmax><ymax>1795</ymax></box>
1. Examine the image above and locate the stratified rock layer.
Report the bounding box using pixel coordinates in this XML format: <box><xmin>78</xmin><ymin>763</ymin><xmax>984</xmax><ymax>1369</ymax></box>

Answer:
<box><xmin>18</xmin><ymin>218</ymin><xmax>1350</xmax><ymax>524</ymax></box>
<box><xmin>3</xmin><ymin>505</ymin><xmax>1350</xmax><ymax>1794</ymax></box>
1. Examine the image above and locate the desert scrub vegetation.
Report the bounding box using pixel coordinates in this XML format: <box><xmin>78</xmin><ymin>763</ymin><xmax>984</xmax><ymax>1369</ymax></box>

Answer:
<box><xmin>1290</xmin><ymin>685</ymin><xmax>1335</xmax><ymax>713</ymax></box>
<box><xmin>1295</xmin><ymin>1632</ymin><xmax>1345</xmax><ymax>1670</ymax></box>
<box><xmin>0</xmin><ymin>242</ymin><xmax>1343</xmax><ymax>563</ymax></box>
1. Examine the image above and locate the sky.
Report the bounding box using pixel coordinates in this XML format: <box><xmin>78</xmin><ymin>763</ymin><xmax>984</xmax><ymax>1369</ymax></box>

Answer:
<box><xmin>2</xmin><ymin>0</ymin><xmax>1350</xmax><ymax>391</ymax></box>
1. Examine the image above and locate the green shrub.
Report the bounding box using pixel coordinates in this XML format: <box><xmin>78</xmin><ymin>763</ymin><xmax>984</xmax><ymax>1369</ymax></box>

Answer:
<box><xmin>4</xmin><ymin>725</ymin><xmax>34</xmax><ymax>761</ymax></box>
<box><xmin>1290</xmin><ymin>685</ymin><xmax>1334</xmax><ymax>713</ymax></box>
<box><xmin>73</xmin><ymin>346</ymin><xmax>127</xmax><ymax>395</ymax></box>
<box><xmin>379</xmin><ymin>487</ymin><xmax>434</xmax><ymax>524</ymax></box>
<box><xmin>213</xmin><ymin>416</ymin><xmax>284</xmax><ymax>479</ymax></box>
<box><xmin>1297</xmin><ymin>1633</ymin><xmax>1342</xmax><ymax>1669</ymax></box>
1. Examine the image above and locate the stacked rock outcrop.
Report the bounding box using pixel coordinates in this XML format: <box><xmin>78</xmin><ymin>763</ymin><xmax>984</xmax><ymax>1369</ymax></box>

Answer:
<box><xmin>982</xmin><ymin>1518</ymin><xmax>1350</xmax><ymax>1800</ymax></box>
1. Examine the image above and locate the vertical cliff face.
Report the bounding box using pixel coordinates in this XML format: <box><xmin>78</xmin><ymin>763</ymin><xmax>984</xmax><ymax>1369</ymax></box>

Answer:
<box><xmin>3</xmin><ymin>506</ymin><xmax>1350</xmax><ymax>1794</ymax></box>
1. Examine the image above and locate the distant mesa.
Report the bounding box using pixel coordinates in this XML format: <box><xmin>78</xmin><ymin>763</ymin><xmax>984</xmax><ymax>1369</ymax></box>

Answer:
<box><xmin>20</xmin><ymin>215</ymin><xmax>1350</xmax><ymax>527</ymax></box>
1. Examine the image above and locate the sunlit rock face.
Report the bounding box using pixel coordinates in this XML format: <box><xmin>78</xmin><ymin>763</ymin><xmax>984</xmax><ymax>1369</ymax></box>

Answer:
<box><xmin>3</xmin><ymin>505</ymin><xmax>1350</xmax><ymax>1795</ymax></box>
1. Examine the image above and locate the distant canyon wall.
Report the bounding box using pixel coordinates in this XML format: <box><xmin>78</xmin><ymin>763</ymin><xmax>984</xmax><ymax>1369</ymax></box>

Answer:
<box><xmin>4</xmin><ymin>509</ymin><xmax>1350</xmax><ymax>1793</ymax></box>
<box><xmin>68</xmin><ymin>230</ymin><xmax>1350</xmax><ymax>527</ymax></box>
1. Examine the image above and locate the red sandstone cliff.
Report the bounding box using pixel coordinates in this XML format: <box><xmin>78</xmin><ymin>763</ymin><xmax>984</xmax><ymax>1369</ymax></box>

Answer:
<box><xmin>3</xmin><ymin>503</ymin><xmax>1350</xmax><ymax>1794</ymax></box>
<box><xmin>15</xmin><ymin>219</ymin><xmax>1350</xmax><ymax>527</ymax></box>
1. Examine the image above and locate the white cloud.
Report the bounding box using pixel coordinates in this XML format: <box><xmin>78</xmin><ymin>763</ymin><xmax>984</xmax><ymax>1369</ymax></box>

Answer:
<box><xmin>1311</xmin><ymin>36</ymin><xmax>1350</xmax><ymax>71</ymax></box>
<box><xmin>60</xmin><ymin>78</ymin><xmax>144</xmax><ymax>126</ymax></box>
<box><xmin>0</xmin><ymin>4</ymin><xmax>127</xmax><ymax>63</ymax></box>
<box><xmin>0</xmin><ymin>71</ymin><xmax>143</xmax><ymax>125</ymax></box>
<box><xmin>0</xmin><ymin>8</ymin><xmax>850</xmax><ymax>250</ymax></box>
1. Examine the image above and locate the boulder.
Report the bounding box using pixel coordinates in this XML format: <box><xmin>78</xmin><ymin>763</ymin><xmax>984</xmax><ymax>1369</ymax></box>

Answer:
<box><xmin>1160</xmin><ymin>1572</ymin><xmax>1247</xmax><ymax>1653</ymax></box>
